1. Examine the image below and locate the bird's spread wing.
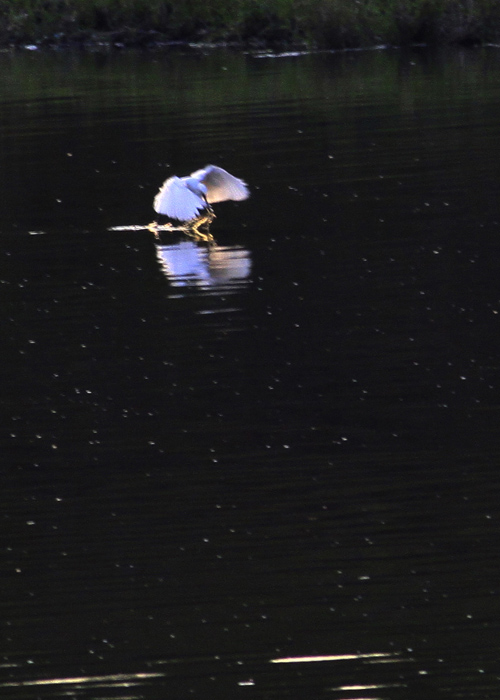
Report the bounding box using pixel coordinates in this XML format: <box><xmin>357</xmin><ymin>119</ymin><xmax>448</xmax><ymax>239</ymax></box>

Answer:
<box><xmin>153</xmin><ymin>176</ymin><xmax>206</xmax><ymax>221</ymax></box>
<box><xmin>191</xmin><ymin>165</ymin><xmax>249</xmax><ymax>204</ymax></box>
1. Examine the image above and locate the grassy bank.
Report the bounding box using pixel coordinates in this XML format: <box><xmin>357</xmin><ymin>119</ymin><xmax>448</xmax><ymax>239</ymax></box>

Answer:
<box><xmin>1</xmin><ymin>0</ymin><xmax>500</xmax><ymax>49</ymax></box>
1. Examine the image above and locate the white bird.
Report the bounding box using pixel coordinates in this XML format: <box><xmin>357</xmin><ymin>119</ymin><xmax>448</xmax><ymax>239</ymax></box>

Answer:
<box><xmin>153</xmin><ymin>165</ymin><xmax>249</xmax><ymax>223</ymax></box>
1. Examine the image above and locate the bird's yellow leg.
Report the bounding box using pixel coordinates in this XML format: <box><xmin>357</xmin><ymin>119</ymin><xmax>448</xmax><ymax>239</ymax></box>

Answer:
<box><xmin>187</xmin><ymin>211</ymin><xmax>215</xmax><ymax>243</ymax></box>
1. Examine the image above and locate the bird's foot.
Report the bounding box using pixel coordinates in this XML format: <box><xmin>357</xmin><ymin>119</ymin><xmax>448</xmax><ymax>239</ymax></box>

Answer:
<box><xmin>147</xmin><ymin>221</ymin><xmax>160</xmax><ymax>239</ymax></box>
<box><xmin>187</xmin><ymin>212</ymin><xmax>215</xmax><ymax>243</ymax></box>
<box><xmin>148</xmin><ymin>221</ymin><xmax>176</xmax><ymax>238</ymax></box>
<box><xmin>189</xmin><ymin>224</ymin><xmax>215</xmax><ymax>243</ymax></box>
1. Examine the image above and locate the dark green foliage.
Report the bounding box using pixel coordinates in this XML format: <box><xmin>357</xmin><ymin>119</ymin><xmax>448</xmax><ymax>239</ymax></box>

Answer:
<box><xmin>0</xmin><ymin>0</ymin><xmax>499</xmax><ymax>47</ymax></box>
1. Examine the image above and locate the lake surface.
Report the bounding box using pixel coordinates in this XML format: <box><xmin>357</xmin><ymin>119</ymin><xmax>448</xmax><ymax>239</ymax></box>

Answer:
<box><xmin>1</xmin><ymin>45</ymin><xmax>500</xmax><ymax>699</ymax></box>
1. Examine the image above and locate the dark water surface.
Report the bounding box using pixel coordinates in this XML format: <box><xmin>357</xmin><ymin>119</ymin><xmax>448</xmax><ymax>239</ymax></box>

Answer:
<box><xmin>1</xmin><ymin>46</ymin><xmax>500</xmax><ymax>699</ymax></box>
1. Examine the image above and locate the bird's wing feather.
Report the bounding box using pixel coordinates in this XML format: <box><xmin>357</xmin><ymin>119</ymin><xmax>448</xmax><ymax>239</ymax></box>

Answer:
<box><xmin>153</xmin><ymin>176</ymin><xmax>206</xmax><ymax>221</ymax></box>
<box><xmin>191</xmin><ymin>165</ymin><xmax>249</xmax><ymax>204</ymax></box>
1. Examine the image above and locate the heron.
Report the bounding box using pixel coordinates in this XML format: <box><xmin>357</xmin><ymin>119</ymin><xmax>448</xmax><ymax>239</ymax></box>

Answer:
<box><xmin>153</xmin><ymin>165</ymin><xmax>249</xmax><ymax>236</ymax></box>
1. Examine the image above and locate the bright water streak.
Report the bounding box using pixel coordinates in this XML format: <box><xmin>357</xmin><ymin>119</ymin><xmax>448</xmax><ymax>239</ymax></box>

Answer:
<box><xmin>1</xmin><ymin>47</ymin><xmax>500</xmax><ymax>700</ymax></box>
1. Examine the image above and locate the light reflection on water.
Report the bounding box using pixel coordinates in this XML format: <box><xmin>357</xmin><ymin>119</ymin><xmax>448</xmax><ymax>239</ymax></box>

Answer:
<box><xmin>0</xmin><ymin>653</ymin><xmax>407</xmax><ymax>700</ymax></box>
<box><xmin>0</xmin><ymin>672</ymin><xmax>164</xmax><ymax>688</ymax></box>
<box><xmin>155</xmin><ymin>239</ymin><xmax>252</xmax><ymax>291</ymax></box>
<box><xmin>269</xmin><ymin>652</ymin><xmax>399</xmax><ymax>663</ymax></box>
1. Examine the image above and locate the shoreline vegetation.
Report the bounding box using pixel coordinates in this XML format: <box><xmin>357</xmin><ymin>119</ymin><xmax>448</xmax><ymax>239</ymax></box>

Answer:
<box><xmin>1</xmin><ymin>0</ymin><xmax>500</xmax><ymax>50</ymax></box>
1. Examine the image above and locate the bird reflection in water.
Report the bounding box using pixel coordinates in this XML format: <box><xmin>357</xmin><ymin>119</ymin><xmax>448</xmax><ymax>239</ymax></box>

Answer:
<box><xmin>155</xmin><ymin>239</ymin><xmax>251</xmax><ymax>291</ymax></box>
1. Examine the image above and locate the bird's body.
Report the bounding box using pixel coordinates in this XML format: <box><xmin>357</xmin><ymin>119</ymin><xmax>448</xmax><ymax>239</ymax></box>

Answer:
<box><xmin>154</xmin><ymin>165</ymin><xmax>249</xmax><ymax>223</ymax></box>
